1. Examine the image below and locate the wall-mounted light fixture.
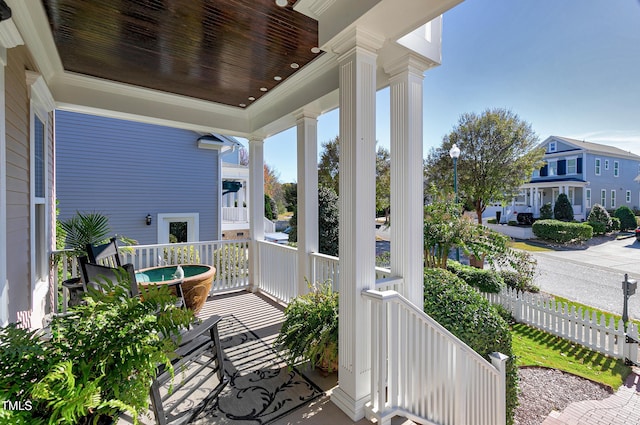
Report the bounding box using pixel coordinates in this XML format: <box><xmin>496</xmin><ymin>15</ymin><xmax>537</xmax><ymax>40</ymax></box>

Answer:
<box><xmin>146</xmin><ymin>214</ymin><xmax>152</xmax><ymax>226</ymax></box>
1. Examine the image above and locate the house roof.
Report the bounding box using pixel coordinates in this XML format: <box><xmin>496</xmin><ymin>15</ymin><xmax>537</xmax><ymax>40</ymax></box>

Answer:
<box><xmin>547</xmin><ymin>136</ymin><xmax>640</xmax><ymax>160</ymax></box>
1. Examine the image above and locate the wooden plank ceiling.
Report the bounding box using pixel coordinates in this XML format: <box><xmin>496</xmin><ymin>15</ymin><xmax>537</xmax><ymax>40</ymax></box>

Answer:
<box><xmin>41</xmin><ymin>0</ymin><xmax>320</xmax><ymax>108</ymax></box>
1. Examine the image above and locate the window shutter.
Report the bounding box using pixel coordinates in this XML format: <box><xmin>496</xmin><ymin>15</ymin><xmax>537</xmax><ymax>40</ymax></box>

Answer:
<box><xmin>557</xmin><ymin>160</ymin><xmax>566</xmax><ymax>175</ymax></box>
<box><xmin>577</xmin><ymin>157</ymin><xmax>583</xmax><ymax>173</ymax></box>
<box><xmin>540</xmin><ymin>164</ymin><xmax>548</xmax><ymax>177</ymax></box>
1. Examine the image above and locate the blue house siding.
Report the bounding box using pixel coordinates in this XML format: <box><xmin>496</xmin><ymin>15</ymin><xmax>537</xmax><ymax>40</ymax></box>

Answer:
<box><xmin>56</xmin><ymin>110</ymin><xmax>220</xmax><ymax>245</ymax></box>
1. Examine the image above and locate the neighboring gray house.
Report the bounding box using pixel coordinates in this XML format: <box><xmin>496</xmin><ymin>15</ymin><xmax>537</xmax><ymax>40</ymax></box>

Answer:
<box><xmin>56</xmin><ymin>110</ymin><xmax>242</xmax><ymax>245</ymax></box>
<box><xmin>516</xmin><ymin>136</ymin><xmax>640</xmax><ymax>220</ymax></box>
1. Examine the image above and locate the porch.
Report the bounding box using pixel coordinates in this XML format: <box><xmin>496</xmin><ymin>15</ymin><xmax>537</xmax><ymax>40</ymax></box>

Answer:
<box><xmin>51</xmin><ymin>239</ymin><xmax>508</xmax><ymax>425</ymax></box>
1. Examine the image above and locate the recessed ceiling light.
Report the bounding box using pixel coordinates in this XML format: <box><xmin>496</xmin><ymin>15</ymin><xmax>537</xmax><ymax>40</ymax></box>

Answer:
<box><xmin>239</xmin><ymin>103</ymin><xmax>246</xmax><ymax>107</ymax></box>
<box><xmin>274</xmin><ymin>76</ymin><xmax>282</xmax><ymax>81</ymax></box>
<box><xmin>290</xmin><ymin>63</ymin><xmax>299</xmax><ymax>69</ymax></box>
<box><xmin>248</xmin><ymin>97</ymin><xmax>255</xmax><ymax>101</ymax></box>
<box><xmin>260</xmin><ymin>87</ymin><xmax>268</xmax><ymax>92</ymax></box>
<box><xmin>275</xmin><ymin>0</ymin><xmax>287</xmax><ymax>6</ymax></box>
<box><xmin>311</xmin><ymin>47</ymin><xmax>321</xmax><ymax>54</ymax></box>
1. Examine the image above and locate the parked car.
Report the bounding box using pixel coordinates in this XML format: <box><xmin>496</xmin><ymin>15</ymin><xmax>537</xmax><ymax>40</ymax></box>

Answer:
<box><xmin>635</xmin><ymin>226</ymin><xmax>640</xmax><ymax>242</ymax></box>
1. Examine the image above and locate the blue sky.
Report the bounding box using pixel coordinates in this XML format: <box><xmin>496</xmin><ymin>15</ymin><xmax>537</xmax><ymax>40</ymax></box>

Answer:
<box><xmin>245</xmin><ymin>0</ymin><xmax>640</xmax><ymax>183</ymax></box>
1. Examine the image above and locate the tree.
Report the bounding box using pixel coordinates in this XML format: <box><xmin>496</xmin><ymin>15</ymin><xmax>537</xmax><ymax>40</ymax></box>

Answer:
<box><xmin>282</xmin><ymin>183</ymin><xmax>297</xmax><ymax>213</ymax></box>
<box><xmin>318</xmin><ymin>136</ymin><xmax>340</xmax><ymax>194</ymax></box>
<box><xmin>553</xmin><ymin>193</ymin><xmax>574</xmax><ymax>221</ymax></box>
<box><xmin>238</xmin><ymin>146</ymin><xmax>249</xmax><ymax>166</ymax></box>
<box><xmin>587</xmin><ymin>203</ymin><xmax>611</xmax><ymax>235</ymax></box>
<box><xmin>425</xmin><ymin>108</ymin><xmax>545</xmax><ymax>223</ymax></box>
<box><xmin>376</xmin><ymin>146</ymin><xmax>391</xmax><ymax>223</ymax></box>
<box><xmin>288</xmin><ymin>186</ymin><xmax>339</xmax><ymax>257</ymax></box>
<box><xmin>614</xmin><ymin>205</ymin><xmax>637</xmax><ymax>231</ymax></box>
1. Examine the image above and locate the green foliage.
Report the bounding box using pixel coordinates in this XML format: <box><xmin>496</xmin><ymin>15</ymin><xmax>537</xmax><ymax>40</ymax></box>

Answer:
<box><xmin>264</xmin><ymin>194</ymin><xmax>276</xmax><ymax>220</ymax></box>
<box><xmin>318</xmin><ymin>136</ymin><xmax>340</xmax><ymax>195</ymax></box>
<box><xmin>447</xmin><ymin>260</ymin><xmax>505</xmax><ymax>293</ymax></box>
<box><xmin>376</xmin><ymin>146</ymin><xmax>391</xmax><ymax>222</ymax></box>
<box><xmin>58</xmin><ymin>211</ymin><xmax>111</xmax><ymax>256</ymax></box>
<box><xmin>318</xmin><ymin>186</ymin><xmax>339</xmax><ymax>257</ymax></box>
<box><xmin>0</xmin><ymin>273</ymin><xmax>193</xmax><ymax>424</ymax></box>
<box><xmin>282</xmin><ymin>183</ymin><xmax>297</xmax><ymax>212</ymax></box>
<box><xmin>425</xmin><ymin>108</ymin><xmax>544</xmax><ymax>223</ymax></box>
<box><xmin>423</xmin><ymin>197</ymin><xmax>468</xmax><ymax>268</ymax></box>
<box><xmin>539</xmin><ymin>202</ymin><xmax>553</xmax><ymax>219</ymax></box>
<box><xmin>532</xmin><ymin>219</ymin><xmax>593</xmax><ymax>243</ymax></box>
<box><xmin>499</xmin><ymin>270</ymin><xmax>540</xmax><ymax>293</ymax></box>
<box><xmin>614</xmin><ymin>206</ymin><xmax>635</xmax><ymax>231</ymax></box>
<box><xmin>275</xmin><ymin>281</ymin><xmax>338</xmax><ymax>372</ymax></box>
<box><xmin>586</xmin><ymin>221</ymin><xmax>606</xmax><ymax>235</ymax></box>
<box><xmin>163</xmin><ymin>244</ymin><xmax>200</xmax><ymax>265</ymax></box>
<box><xmin>375</xmin><ymin>251</ymin><xmax>391</xmax><ymax>268</ymax></box>
<box><xmin>610</xmin><ymin>217</ymin><xmax>620</xmax><ymax>232</ymax></box>
<box><xmin>213</xmin><ymin>244</ymin><xmax>249</xmax><ymax>282</ymax></box>
<box><xmin>423</xmin><ymin>268</ymin><xmax>518</xmax><ymax>425</ymax></box>
<box><xmin>587</xmin><ymin>204</ymin><xmax>611</xmax><ymax>235</ymax></box>
<box><xmin>553</xmin><ymin>193</ymin><xmax>574</xmax><ymax>221</ymax></box>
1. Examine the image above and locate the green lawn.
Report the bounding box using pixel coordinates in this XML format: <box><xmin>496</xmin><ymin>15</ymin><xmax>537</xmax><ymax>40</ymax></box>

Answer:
<box><xmin>511</xmin><ymin>322</ymin><xmax>632</xmax><ymax>389</ymax></box>
<box><xmin>550</xmin><ymin>294</ymin><xmax>640</xmax><ymax>327</ymax></box>
<box><xmin>509</xmin><ymin>241</ymin><xmax>554</xmax><ymax>252</ymax></box>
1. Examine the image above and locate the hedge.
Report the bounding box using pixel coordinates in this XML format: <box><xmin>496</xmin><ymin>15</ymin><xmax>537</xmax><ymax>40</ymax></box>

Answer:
<box><xmin>447</xmin><ymin>260</ymin><xmax>504</xmax><ymax>293</ymax></box>
<box><xmin>532</xmin><ymin>219</ymin><xmax>593</xmax><ymax>243</ymax></box>
<box><xmin>614</xmin><ymin>206</ymin><xmax>636</xmax><ymax>231</ymax></box>
<box><xmin>424</xmin><ymin>268</ymin><xmax>518</xmax><ymax>425</ymax></box>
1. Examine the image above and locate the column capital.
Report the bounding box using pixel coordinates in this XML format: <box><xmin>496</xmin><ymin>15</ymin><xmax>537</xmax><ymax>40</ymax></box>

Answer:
<box><xmin>0</xmin><ymin>18</ymin><xmax>24</xmax><ymax>49</ymax></box>
<box><xmin>331</xmin><ymin>26</ymin><xmax>385</xmax><ymax>58</ymax></box>
<box><xmin>384</xmin><ymin>53</ymin><xmax>433</xmax><ymax>80</ymax></box>
<box><xmin>293</xmin><ymin>108</ymin><xmax>321</xmax><ymax>122</ymax></box>
<box><xmin>248</xmin><ymin>136</ymin><xmax>264</xmax><ymax>145</ymax></box>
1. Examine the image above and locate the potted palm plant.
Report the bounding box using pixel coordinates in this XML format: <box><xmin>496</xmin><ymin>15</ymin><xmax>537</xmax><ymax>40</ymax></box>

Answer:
<box><xmin>275</xmin><ymin>281</ymin><xmax>339</xmax><ymax>373</ymax></box>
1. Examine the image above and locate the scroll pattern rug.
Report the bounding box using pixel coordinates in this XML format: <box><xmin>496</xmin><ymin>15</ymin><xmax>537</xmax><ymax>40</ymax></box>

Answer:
<box><xmin>192</xmin><ymin>315</ymin><xmax>323</xmax><ymax>425</ymax></box>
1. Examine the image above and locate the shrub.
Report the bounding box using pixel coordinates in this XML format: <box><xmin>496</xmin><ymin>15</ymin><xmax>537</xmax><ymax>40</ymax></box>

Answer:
<box><xmin>499</xmin><ymin>270</ymin><xmax>540</xmax><ymax>293</ymax></box>
<box><xmin>318</xmin><ymin>186</ymin><xmax>340</xmax><ymax>257</ymax></box>
<box><xmin>539</xmin><ymin>203</ymin><xmax>553</xmax><ymax>219</ymax></box>
<box><xmin>507</xmin><ymin>220</ymin><xmax>518</xmax><ymax>226</ymax></box>
<box><xmin>614</xmin><ymin>206</ymin><xmax>636</xmax><ymax>231</ymax></box>
<box><xmin>586</xmin><ymin>221</ymin><xmax>606</xmax><ymax>235</ymax></box>
<box><xmin>609</xmin><ymin>217</ymin><xmax>620</xmax><ymax>232</ymax></box>
<box><xmin>532</xmin><ymin>219</ymin><xmax>593</xmax><ymax>243</ymax></box>
<box><xmin>163</xmin><ymin>244</ymin><xmax>200</xmax><ymax>264</ymax></box>
<box><xmin>423</xmin><ymin>268</ymin><xmax>518</xmax><ymax>425</ymax></box>
<box><xmin>587</xmin><ymin>203</ymin><xmax>611</xmax><ymax>234</ymax></box>
<box><xmin>447</xmin><ymin>260</ymin><xmax>504</xmax><ymax>293</ymax></box>
<box><xmin>487</xmin><ymin>218</ymin><xmax>497</xmax><ymax>224</ymax></box>
<box><xmin>213</xmin><ymin>243</ymin><xmax>249</xmax><ymax>282</ymax></box>
<box><xmin>553</xmin><ymin>193</ymin><xmax>574</xmax><ymax>221</ymax></box>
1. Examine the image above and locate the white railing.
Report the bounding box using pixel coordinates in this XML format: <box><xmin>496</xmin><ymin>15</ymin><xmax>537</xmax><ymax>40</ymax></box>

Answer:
<box><xmin>49</xmin><ymin>250</ymin><xmax>80</xmax><ymax>313</ymax></box>
<box><xmin>364</xmin><ymin>289</ymin><xmax>507</xmax><ymax>425</ymax></box>
<box><xmin>222</xmin><ymin>207</ymin><xmax>248</xmax><ymax>222</ymax></box>
<box><xmin>51</xmin><ymin>239</ymin><xmax>251</xmax><ymax>312</ymax></box>
<box><xmin>264</xmin><ymin>217</ymin><xmax>276</xmax><ymax>233</ymax></box>
<box><xmin>310</xmin><ymin>252</ymin><xmax>394</xmax><ymax>292</ymax></box>
<box><xmin>257</xmin><ymin>240</ymin><xmax>298</xmax><ymax>304</ymax></box>
<box><xmin>484</xmin><ymin>287</ymin><xmax>627</xmax><ymax>359</ymax></box>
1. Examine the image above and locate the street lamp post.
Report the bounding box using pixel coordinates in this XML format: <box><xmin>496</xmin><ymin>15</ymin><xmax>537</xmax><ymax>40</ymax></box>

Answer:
<box><xmin>449</xmin><ymin>144</ymin><xmax>461</xmax><ymax>262</ymax></box>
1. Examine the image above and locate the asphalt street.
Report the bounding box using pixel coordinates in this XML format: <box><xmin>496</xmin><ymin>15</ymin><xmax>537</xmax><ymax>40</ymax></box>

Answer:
<box><xmin>530</xmin><ymin>236</ymin><xmax>640</xmax><ymax>321</ymax></box>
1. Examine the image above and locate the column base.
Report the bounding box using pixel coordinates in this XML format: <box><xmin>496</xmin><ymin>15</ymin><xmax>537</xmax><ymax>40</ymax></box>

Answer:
<box><xmin>331</xmin><ymin>386</ymin><xmax>369</xmax><ymax>422</ymax></box>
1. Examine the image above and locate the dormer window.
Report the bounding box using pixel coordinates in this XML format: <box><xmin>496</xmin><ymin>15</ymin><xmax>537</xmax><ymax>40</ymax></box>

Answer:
<box><xmin>548</xmin><ymin>141</ymin><xmax>557</xmax><ymax>153</ymax></box>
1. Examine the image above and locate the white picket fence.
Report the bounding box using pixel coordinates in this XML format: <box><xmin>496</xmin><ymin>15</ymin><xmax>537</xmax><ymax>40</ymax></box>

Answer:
<box><xmin>484</xmin><ymin>287</ymin><xmax>639</xmax><ymax>364</ymax></box>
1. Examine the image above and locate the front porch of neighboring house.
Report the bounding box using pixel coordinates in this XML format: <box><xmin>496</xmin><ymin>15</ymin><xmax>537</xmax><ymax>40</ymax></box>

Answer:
<box><xmin>2</xmin><ymin>1</ymin><xmax>508</xmax><ymax>424</ymax></box>
<box><xmin>513</xmin><ymin>181</ymin><xmax>589</xmax><ymax>221</ymax></box>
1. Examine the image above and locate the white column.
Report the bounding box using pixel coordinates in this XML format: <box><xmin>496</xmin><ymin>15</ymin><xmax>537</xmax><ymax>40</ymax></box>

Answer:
<box><xmin>238</xmin><ymin>182</ymin><xmax>246</xmax><ymax>220</ymax></box>
<box><xmin>330</xmin><ymin>28</ymin><xmax>382</xmax><ymax>421</ymax></box>
<box><xmin>387</xmin><ymin>55</ymin><xmax>429</xmax><ymax>308</ymax></box>
<box><xmin>296</xmin><ymin>111</ymin><xmax>319</xmax><ymax>296</ymax></box>
<box><xmin>0</xmin><ymin>47</ymin><xmax>7</xmax><ymax>326</ymax></box>
<box><xmin>248</xmin><ymin>137</ymin><xmax>265</xmax><ymax>292</ymax></box>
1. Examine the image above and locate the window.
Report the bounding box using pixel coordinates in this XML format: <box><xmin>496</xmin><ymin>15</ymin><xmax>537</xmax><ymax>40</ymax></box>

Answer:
<box><xmin>585</xmin><ymin>189</ymin><xmax>591</xmax><ymax>208</ymax></box>
<box><xmin>548</xmin><ymin>141</ymin><xmax>557</xmax><ymax>153</ymax></box>
<box><xmin>532</xmin><ymin>168</ymin><xmax>540</xmax><ymax>178</ymax></box>
<box><xmin>595</xmin><ymin>158</ymin><xmax>601</xmax><ymax>175</ymax></box>
<box><xmin>614</xmin><ymin>161</ymin><xmax>619</xmax><ymax>177</ymax></box>
<box><xmin>601</xmin><ymin>189</ymin><xmax>606</xmax><ymax>206</ymax></box>
<box><xmin>548</xmin><ymin>160</ymin><xmax>557</xmax><ymax>176</ymax></box>
<box><xmin>27</xmin><ymin>72</ymin><xmax>55</xmax><ymax>289</ymax></box>
<box><xmin>567</xmin><ymin>158</ymin><xmax>577</xmax><ymax>174</ymax></box>
<box><xmin>611</xmin><ymin>190</ymin><xmax>616</xmax><ymax>209</ymax></box>
<box><xmin>157</xmin><ymin>213</ymin><xmax>199</xmax><ymax>244</ymax></box>
<box><xmin>626</xmin><ymin>190</ymin><xmax>631</xmax><ymax>203</ymax></box>
<box><xmin>604</xmin><ymin>159</ymin><xmax>609</xmax><ymax>170</ymax></box>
